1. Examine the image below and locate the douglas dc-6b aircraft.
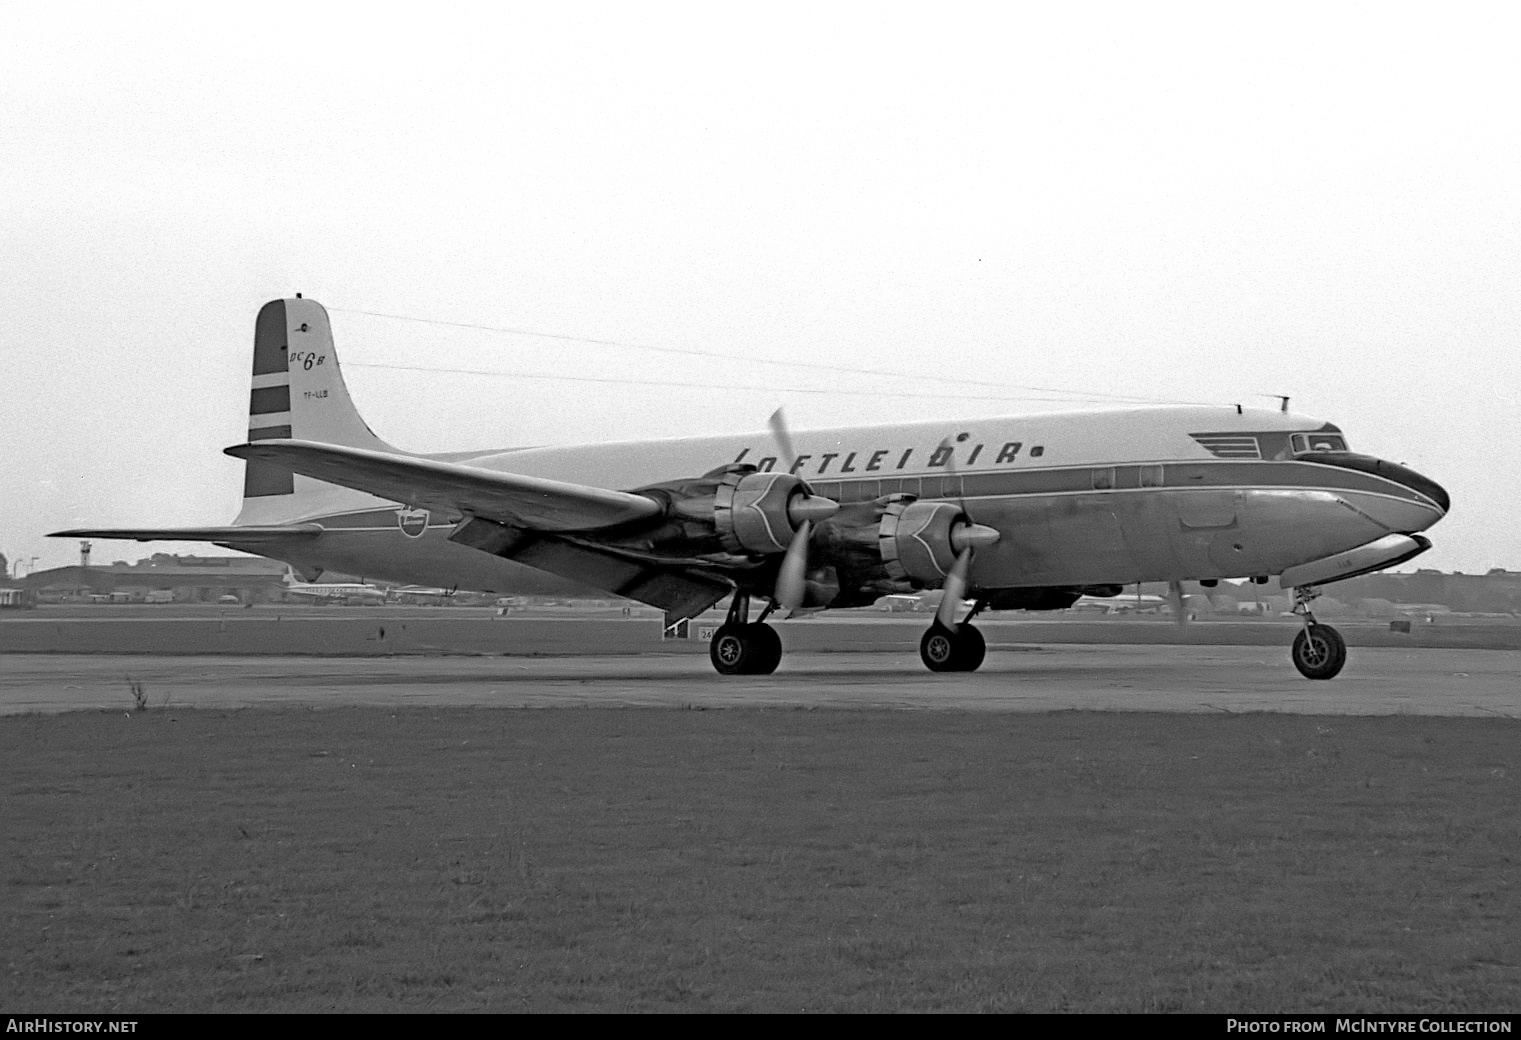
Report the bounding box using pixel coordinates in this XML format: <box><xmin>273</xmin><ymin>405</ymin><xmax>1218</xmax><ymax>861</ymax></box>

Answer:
<box><xmin>54</xmin><ymin>297</ymin><xmax>1449</xmax><ymax>679</ymax></box>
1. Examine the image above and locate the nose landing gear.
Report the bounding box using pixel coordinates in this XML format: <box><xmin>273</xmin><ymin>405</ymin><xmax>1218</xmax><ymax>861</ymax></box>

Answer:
<box><xmin>1289</xmin><ymin>585</ymin><xmax>1347</xmax><ymax>680</ymax></box>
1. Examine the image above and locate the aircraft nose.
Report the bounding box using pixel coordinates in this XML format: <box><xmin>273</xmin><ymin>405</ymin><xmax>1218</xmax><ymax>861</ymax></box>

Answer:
<box><xmin>1385</xmin><ymin>461</ymin><xmax>1449</xmax><ymax>516</ymax></box>
<box><xmin>1298</xmin><ymin>452</ymin><xmax>1449</xmax><ymax>523</ymax></box>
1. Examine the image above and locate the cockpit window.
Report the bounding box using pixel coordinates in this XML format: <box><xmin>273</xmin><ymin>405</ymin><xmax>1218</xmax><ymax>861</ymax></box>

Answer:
<box><xmin>1292</xmin><ymin>432</ymin><xmax>1348</xmax><ymax>453</ymax></box>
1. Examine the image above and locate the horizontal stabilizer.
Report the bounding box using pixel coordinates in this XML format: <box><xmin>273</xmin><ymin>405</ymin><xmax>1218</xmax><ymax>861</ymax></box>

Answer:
<box><xmin>48</xmin><ymin>525</ymin><xmax>325</xmax><ymax>543</ymax></box>
<box><xmin>224</xmin><ymin>440</ymin><xmax>663</xmax><ymax>532</ymax></box>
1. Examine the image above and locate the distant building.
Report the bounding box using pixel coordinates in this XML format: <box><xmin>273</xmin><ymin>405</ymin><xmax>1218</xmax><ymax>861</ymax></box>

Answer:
<box><xmin>18</xmin><ymin>555</ymin><xmax>289</xmax><ymax>605</ymax></box>
<box><xmin>0</xmin><ymin>587</ymin><xmax>35</xmax><ymax>609</ymax></box>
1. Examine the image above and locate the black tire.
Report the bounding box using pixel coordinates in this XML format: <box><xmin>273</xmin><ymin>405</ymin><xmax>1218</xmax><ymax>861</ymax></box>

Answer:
<box><xmin>746</xmin><ymin>623</ymin><xmax>783</xmax><ymax>675</ymax></box>
<box><xmin>956</xmin><ymin>624</ymin><xmax>986</xmax><ymax>672</ymax></box>
<box><xmin>709</xmin><ymin>622</ymin><xmax>783</xmax><ymax>675</ymax></box>
<box><xmin>921</xmin><ymin>622</ymin><xmax>985</xmax><ymax>673</ymax></box>
<box><xmin>1292</xmin><ymin>624</ymin><xmax>1347</xmax><ymax>680</ymax></box>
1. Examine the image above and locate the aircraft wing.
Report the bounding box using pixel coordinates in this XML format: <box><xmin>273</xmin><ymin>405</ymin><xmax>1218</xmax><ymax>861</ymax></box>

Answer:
<box><xmin>49</xmin><ymin>525</ymin><xmax>325</xmax><ymax>543</ymax></box>
<box><xmin>224</xmin><ymin>440</ymin><xmax>663</xmax><ymax>532</ymax></box>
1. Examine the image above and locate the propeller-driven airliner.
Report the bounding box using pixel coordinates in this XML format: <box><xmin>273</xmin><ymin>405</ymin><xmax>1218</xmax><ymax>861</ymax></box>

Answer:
<box><xmin>279</xmin><ymin>568</ymin><xmax>388</xmax><ymax>604</ymax></box>
<box><xmin>54</xmin><ymin>297</ymin><xmax>1449</xmax><ymax>680</ymax></box>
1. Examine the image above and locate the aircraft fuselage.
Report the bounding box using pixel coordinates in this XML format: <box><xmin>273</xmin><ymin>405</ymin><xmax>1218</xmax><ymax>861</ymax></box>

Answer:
<box><xmin>226</xmin><ymin>407</ymin><xmax>1446</xmax><ymax>601</ymax></box>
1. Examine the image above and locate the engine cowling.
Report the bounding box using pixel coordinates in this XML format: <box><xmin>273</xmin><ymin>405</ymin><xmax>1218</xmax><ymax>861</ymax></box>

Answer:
<box><xmin>713</xmin><ymin>469</ymin><xmax>837</xmax><ymax>556</ymax></box>
<box><xmin>877</xmin><ymin>497</ymin><xmax>1000</xmax><ymax>587</ymax></box>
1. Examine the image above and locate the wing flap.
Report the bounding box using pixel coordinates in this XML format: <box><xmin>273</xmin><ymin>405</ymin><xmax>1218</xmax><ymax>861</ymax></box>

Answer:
<box><xmin>450</xmin><ymin>517</ymin><xmax>731</xmax><ymax>624</ymax></box>
<box><xmin>224</xmin><ymin>440</ymin><xmax>662</xmax><ymax>532</ymax></box>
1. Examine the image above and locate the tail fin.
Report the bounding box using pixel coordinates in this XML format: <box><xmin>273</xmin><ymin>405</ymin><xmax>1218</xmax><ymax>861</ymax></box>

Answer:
<box><xmin>235</xmin><ymin>297</ymin><xmax>400</xmax><ymax>524</ymax></box>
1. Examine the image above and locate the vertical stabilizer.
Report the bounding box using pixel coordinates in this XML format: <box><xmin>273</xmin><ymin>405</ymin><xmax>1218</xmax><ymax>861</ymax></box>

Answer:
<box><xmin>235</xmin><ymin>298</ymin><xmax>400</xmax><ymax>524</ymax></box>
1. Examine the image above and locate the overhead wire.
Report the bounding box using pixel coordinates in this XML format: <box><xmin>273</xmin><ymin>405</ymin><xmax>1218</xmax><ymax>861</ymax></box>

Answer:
<box><xmin>346</xmin><ymin>361</ymin><xmax>1131</xmax><ymax>404</ymax></box>
<box><xmin>330</xmin><ymin>305</ymin><xmax>1220</xmax><ymax>407</ymax></box>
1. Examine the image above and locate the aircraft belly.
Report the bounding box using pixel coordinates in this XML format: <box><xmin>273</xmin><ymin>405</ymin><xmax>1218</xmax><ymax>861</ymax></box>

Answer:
<box><xmin>964</xmin><ymin>484</ymin><xmax>1411</xmax><ymax>588</ymax></box>
<box><xmin>1245</xmin><ymin>489</ymin><xmax>1396</xmax><ymax>573</ymax></box>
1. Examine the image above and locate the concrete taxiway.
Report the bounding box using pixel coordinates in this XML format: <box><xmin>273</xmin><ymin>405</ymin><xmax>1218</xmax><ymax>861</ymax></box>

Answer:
<box><xmin>2</xmin><ymin>646</ymin><xmax>1517</xmax><ymax>717</ymax></box>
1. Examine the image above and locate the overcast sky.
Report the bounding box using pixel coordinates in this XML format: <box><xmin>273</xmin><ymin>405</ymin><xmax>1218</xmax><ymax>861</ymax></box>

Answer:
<box><xmin>3</xmin><ymin>2</ymin><xmax>1517</xmax><ymax>576</ymax></box>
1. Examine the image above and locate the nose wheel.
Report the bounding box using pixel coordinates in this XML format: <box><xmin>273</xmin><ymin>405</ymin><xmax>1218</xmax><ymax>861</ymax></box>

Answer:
<box><xmin>919</xmin><ymin>621</ymin><xmax>986</xmax><ymax>673</ymax></box>
<box><xmin>1289</xmin><ymin>585</ymin><xmax>1347</xmax><ymax>680</ymax></box>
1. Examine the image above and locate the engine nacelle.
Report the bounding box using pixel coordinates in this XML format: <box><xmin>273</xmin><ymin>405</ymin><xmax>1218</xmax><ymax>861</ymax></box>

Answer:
<box><xmin>876</xmin><ymin>496</ymin><xmax>1002</xmax><ymax>588</ymax></box>
<box><xmin>714</xmin><ymin>469</ymin><xmax>834</xmax><ymax>555</ymax></box>
<box><xmin>877</xmin><ymin>498</ymin><xmax>965</xmax><ymax>585</ymax></box>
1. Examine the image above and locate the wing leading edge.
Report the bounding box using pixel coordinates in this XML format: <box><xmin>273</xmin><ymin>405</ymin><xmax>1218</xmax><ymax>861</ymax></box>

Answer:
<box><xmin>48</xmin><ymin>525</ymin><xmax>325</xmax><ymax>543</ymax></box>
<box><xmin>223</xmin><ymin>440</ymin><xmax>663</xmax><ymax>532</ymax></box>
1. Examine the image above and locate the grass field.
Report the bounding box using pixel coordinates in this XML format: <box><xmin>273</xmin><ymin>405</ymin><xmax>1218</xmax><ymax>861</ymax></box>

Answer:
<box><xmin>4</xmin><ymin>706</ymin><xmax>1518</xmax><ymax>1012</ymax></box>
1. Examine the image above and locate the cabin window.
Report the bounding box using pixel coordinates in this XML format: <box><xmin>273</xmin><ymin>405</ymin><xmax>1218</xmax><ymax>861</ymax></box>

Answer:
<box><xmin>1091</xmin><ymin>467</ymin><xmax>1116</xmax><ymax>490</ymax></box>
<box><xmin>1292</xmin><ymin>432</ymin><xmax>1348</xmax><ymax>453</ymax></box>
<box><xmin>1139</xmin><ymin>464</ymin><xmax>1164</xmax><ymax>488</ymax></box>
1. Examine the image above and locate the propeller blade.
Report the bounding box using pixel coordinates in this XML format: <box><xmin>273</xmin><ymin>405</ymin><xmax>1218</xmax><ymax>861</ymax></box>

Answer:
<box><xmin>1168</xmin><ymin>580</ymin><xmax>1188</xmax><ymax>629</ymax></box>
<box><xmin>768</xmin><ymin>407</ymin><xmax>799</xmax><ymax>471</ymax></box>
<box><xmin>936</xmin><ymin>435</ymin><xmax>968</xmax><ymax>513</ymax></box>
<box><xmin>775</xmin><ymin>519</ymin><xmax>812</xmax><ymax>614</ymax></box>
<box><xmin>935</xmin><ymin>546</ymin><xmax>973</xmax><ymax>631</ymax></box>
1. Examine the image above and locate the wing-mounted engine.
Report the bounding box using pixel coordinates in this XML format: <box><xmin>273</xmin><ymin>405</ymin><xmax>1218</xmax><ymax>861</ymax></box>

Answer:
<box><xmin>624</xmin><ymin>470</ymin><xmax>1008</xmax><ymax>613</ymax></box>
<box><xmin>877</xmin><ymin>498</ymin><xmax>998</xmax><ymax>586</ymax></box>
<box><xmin>628</xmin><ymin>465</ymin><xmax>837</xmax><ymax>557</ymax></box>
<box><xmin>627</xmin><ymin>463</ymin><xmax>841</xmax><ymax>614</ymax></box>
<box><xmin>803</xmin><ymin>493</ymin><xmax>1003</xmax><ymax>608</ymax></box>
<box><xmin>712</xmin><ymin>468</ymin><xmax>839</xmax><ymax>555</ymax></box>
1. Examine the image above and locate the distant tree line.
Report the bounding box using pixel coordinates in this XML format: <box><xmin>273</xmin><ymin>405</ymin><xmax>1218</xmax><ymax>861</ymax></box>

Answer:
<box><xmin>1332</xmin><ymin>570</ymin><xmax>1521</xmax><ymax>614</ymax></box>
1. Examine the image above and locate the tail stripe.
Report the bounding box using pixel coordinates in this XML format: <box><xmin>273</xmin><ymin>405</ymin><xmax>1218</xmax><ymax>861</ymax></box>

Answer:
<box><xmin>250</xmin><ymin>386</ymin><xmax>291</xmax><ymax>414</ymax></box>
<box><xmin>236</xmin><ymin>297</ymin><xmax>396</xmax><ymax>516</ymax></box>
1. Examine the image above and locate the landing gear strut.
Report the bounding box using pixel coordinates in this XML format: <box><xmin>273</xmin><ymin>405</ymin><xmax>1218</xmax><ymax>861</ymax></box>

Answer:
<box><xmin>1289</xmin><ymin>585</ymin><xmax>1347</xmax><ymax>680</ymax></box>
<box><xmin>919</xmin><ymin>599</ymin><xmax>987</xmax><ymax>673</ymax></box>
<box><xmin>709</xmin><ymin>593</ymin><xmax>783</xmax><ymax>676</ymax></box>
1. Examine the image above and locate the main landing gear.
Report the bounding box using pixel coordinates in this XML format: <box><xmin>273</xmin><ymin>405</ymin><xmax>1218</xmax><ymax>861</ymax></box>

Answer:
<box><xmin>920</xmin><ymin>622</ymin><xmax>985</xmax><ymax>672</ymax></box>
<box><xmin>709</xmin><ymin>594</ymin><xmax>783</xmax><ymax>676</ymax></box>
<box><xmin>919</xmin><ymin>600</ymin><xmax>987</xmax><ymax>673</ymax></box>
<box><xmin>1289</xmin><ymin>585</ymin><xmax>1347</xmax><ymax>680</ymax></box>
